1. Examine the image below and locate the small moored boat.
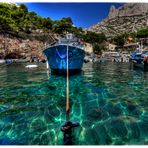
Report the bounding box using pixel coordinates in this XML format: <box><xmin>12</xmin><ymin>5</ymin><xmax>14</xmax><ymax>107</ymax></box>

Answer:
<box><xmin>131</xmin><ymin>50</ymin><xmax>148</xmax><ymax>70</ymax></box>
<box><xmin>43</xmin><ymin>33</ymin><xmax>85</xmax><ymax>75</ymax></box>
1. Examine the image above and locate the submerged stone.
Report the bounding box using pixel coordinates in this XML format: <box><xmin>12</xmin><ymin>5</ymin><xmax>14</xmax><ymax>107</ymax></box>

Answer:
<box><xmin>0</xmin><ymin>137</ymin><xmax>24</xmax><ymax>145</ymax></box>
<box><xmin>130</xmin><ymin>122</ymin><xmax>140</xmax><ymax>140</ymax></box>
<box><xmin>103</xmin><ymin>103</ymin><xmax>122</xmax><ymax>116</ymax></box>
<box><xmin>86</xmin><ymin>107</ymin><xmax>108</xmax><ymax>121</ymax></box>
<box><xmin>108</xmin><ymin>119</ymin><xmax>128</xmax><ymax>138</ymax></box>
<box><xmin>30</xmin><ymin>118</ymin><xmax>47</xmax><ymax>133</ymax></box>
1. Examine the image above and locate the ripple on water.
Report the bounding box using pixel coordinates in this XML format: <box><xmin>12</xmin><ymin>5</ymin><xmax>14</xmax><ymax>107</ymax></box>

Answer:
<box><xmin>0</xmin><ymin>62</ymin><xmax>148</xmax><ymax>145</ymax></box>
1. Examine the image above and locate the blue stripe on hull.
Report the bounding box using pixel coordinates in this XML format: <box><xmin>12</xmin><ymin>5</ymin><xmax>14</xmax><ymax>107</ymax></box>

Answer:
<box><xmin>43</xmin><ymin>45</ymin><xmax>85</xmax><ymax>71</ymax></box>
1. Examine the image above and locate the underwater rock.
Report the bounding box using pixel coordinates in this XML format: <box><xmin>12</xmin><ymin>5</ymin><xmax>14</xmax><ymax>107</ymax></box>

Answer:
<box><xmin>81</xmin><ymin>120</ymin><xmax>93</xmax><ymax>128</ymax></box>
<box><xmin>86</xmin><ymin>108</ymin><xmax>108</xmax><ymax>121</ymax></box>
<box><xmin>39</xmin><ymin>130</ymin><xmax>56</xmax><ymax>145</ymax></box>
<box><xmin>130</xmin><ymin>123</ymin><xmax>140</xmax><ymax>140</ymax></box>
<box><xmin>141</xmin><ymin>115</ymin><xmax>148</xmax><ymax>123</ymax></box>
<box><xmin>0</xmin><ymin>137</ymin><xmax>24</xmax><ymax>145</ymax></box>
<box><xmin>117</xmin><ymin>115</ymin><xmax>139</xmax><ymax>124</ymax></box>
<box><xmin>47</xmin><ymin>85</ymin><xmax>56</xmax><ymax>91</ymax></box>
<box><xmin>84</xmin><ymin>128</ymin><xmax>100</xmax><ymax>145</ymax></box>
<box><xmin>44</xmin><ymin>108</ymin><xmax>60</xmax><ymax>123</ymax></box>
<box><xmin>105</xmin><ymin>136</ymin><xmax>112</xmax><ymax>145</ymax></box>
<box><xmin>125</xmin><ymin>100</ymin><xmax>138</xmax><ymax>114</ymax></box>
<box><xmin>93</xmin><ymin>86</ymin><xmax>108</xmax><ymax>94</ymax></box>
<box><xmin>98</xmin><ymin>99</ymin><xmax>106</xmax><ymax>107</ymax></box>
<box><xmin>138</xmin><ymin>119</ymin><xmax>148</xmax><ymax>136</ymax></box>
<box><xmin>113</xmin><ymin>138</ymin><xmax>125</xmax><ymax>145</ymax></box>
<box><xmin>47</xmin><ymin>105</ymin><xmax>60</xmax><ymax>117</ymax></box>
<box><xmin>30</xmin><ymin>118</ymin><xmax>47</xmax><ymax>133</ymax></box>
<box><xmin>56</xmin><ymin>97</ymin><xmax>65</xmax><ymax>107</ymax></box>
<box><xmin>127</xmin><ymin>104</ymin><xmax>136</xmax><ymax>112</ymax></box>
<box><xmin>103</xmin><ymin>103</ymin><xmax>122</xmax><ymax>116</ymax></box>
<box><xmin>31</xmin><ymin>136</ymin><xmax>41</xmax><ymax>145</ymax></box>
<box><xmin>94</xmin><ymin>124</ymin><xmax>112</xmax><ymax>145</ymax></box>
<box><xmin>108</xmin><ymin>119</ymin><xmax>128</xmax><ymax>138</ymax></box>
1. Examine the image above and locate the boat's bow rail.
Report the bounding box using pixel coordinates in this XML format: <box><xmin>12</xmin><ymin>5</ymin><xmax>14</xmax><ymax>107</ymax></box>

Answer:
<box><xmin>43</xmin><ymin>33</ymin><xmax>84</xmax><ymax>50</ymax></box>
<box><xmin>45</xmin><ymin>42</ymin><xmax>84</xmax><ymax>50</ymax></box>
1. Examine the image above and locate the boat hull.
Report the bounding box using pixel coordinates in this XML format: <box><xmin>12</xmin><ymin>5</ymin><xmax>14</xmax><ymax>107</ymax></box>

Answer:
<box><xmin>43</xmin><ymin>45</ymin><xmax>85</xmax><ymax>74</ymax></box>
<box><xmin>131</xmin><ymin>59</ymin><xmax>148</xmax><ymax>70</ymax></box>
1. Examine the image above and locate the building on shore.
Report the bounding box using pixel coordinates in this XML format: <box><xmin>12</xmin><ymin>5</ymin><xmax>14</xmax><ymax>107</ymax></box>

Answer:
<box><xmin>84</xmin><ymin>43</ymin><xmax>93</xmax><ymax>54</ymax></box>
<box><xmin>108</xmin><ymin>43</ymin><xmax>117</xmax><ymax>51</ymax></box>
<box><xmin>123</xmin><ymin>43</ymin><xmax>139</xmax><ymax>51</ymax></box>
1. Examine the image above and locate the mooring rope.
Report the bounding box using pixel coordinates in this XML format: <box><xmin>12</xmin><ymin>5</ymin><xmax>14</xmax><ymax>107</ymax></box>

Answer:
<box><xmin>61</xmin><ymin>45</ymin><xmax>80</xmax><ymax>145</ymax></box>
<box><xmin>66</xmin><ymin>45</ymin><xmax>70</xmax><ymax>121</ymax></box>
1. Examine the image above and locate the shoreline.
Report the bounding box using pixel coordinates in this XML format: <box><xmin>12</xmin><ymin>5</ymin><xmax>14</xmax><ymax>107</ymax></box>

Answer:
<box><xmin>0</xmin><ymin>58</ymin><xmax>130</xmax><ymax>64</ymax></box>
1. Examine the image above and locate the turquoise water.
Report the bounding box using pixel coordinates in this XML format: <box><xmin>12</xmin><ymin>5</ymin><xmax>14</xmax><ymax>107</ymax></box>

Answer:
<box><xmin>0</xmin><ymin>62</ymin><xmax>147</xmax><ymax>145</ymax></box>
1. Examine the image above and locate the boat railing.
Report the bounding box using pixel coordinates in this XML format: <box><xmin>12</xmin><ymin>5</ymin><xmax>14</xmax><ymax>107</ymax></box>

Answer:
<box><xmin>59</xmin><ymin>38</ymin><xmax>79</xmax><ymax>43</ymax></box>
<box><xmin>44</xmin><ymin>41</ymin><xmax>84</xmax><ymax>49</ymax></box>
<box><xmin>44</xmin><ymin>41</ymin><xmax>57</xmax><ymax>49</ymax></box>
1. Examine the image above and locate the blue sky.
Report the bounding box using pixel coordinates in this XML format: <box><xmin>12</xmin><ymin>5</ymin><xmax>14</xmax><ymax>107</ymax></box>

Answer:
<box><xmin>21</xmin><ymin>3</ymin><xmax>124</xmax><ymax>28</ymax></box>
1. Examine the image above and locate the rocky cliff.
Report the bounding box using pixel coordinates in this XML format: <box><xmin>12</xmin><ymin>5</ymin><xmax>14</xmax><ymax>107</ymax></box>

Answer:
<box><xmin>0</xmin><ymin>32</ymin><xmax>56</xmax><ymax>61</ymax></box>
<box><xmin>89</xmin><ymin>3</ymin><xmax>148</xmax><ymax>38</ymax></box>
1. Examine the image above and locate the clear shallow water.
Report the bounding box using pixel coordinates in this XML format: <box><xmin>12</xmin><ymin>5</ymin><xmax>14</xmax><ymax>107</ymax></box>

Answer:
<box><xmin>0</xmin><ymin>62</ymin><xmax>148</xmax><ymax>145</ymax></box>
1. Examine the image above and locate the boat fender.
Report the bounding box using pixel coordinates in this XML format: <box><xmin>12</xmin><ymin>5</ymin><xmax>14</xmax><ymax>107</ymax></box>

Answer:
<box><xmin>25</xmin><ymin>65</ymin><xmax>38</xmax><ymax>68</ymax></box>
<box><xmin>144</xmin><ymin>56</ymin><xmax>148</xmax><ymax>63</ymax></box>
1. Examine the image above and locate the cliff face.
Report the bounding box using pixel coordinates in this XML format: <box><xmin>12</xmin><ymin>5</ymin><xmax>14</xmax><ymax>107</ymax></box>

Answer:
<box><xmin>108</xmin><ymin>3</ymin><xmax>148</xmax><ymax>19</ymax></box>
<box><xmin>89</xmin><ymin>3</ymin><xmax>148</xmax><ymax>38</ymax></box>
<box><xmin>0</xmin><ymin>34</ymin><xmax>45</xmax><ymax>61</ymax></box>
<box><xmin>0</xmin><ymin>31</ymin><xmax>57</xmax><ymax>60</ymax></box>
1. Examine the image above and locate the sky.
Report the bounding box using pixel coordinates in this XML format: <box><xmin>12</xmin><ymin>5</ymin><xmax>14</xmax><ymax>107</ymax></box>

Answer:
<box><xmin>20</xmin><ymin>3</ymin><xmax>124</xmax><ymax>28</ymax></box>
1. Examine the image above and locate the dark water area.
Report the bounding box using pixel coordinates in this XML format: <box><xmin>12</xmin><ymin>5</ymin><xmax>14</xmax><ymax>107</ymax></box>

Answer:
<box><xmin>0</xmin><ymin>62</ymin><xmax>148</xmax><ymax>145</ymax></box>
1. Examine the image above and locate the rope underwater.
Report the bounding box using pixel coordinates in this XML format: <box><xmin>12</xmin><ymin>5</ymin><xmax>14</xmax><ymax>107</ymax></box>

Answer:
<box><xmin>61</xmin><ymin>46</ymin><xmax>80</xmax><ymax>145</ymax></box>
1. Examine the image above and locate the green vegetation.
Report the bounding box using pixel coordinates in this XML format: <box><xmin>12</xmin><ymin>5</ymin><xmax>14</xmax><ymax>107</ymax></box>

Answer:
<box><xmin>0</xmin><ymin>3</ymin><xmax>84</xmax><ymax>37</ymax></box>
<box><xmin>82</xmin><ymin>31</ymin><xmax>107</xmax><ymax>54</ymax></box>
<box><xmin>111</xmin><ymin>27</ymin><xmax>148</xmax><ymax>48</ymax></box>
<box><xmin>0</xmin><ymin>3</ymin><xmax>106</xmax><ymax>38</ymax></box>
<box><xmin>52</xmin><ymin>17</ymin><xmax>74</xmax><ymax>34</ymax></box>
<box><xmin>112</xmin><ymin>33</ymin><xmax>129</xmax><ymax>46</ymax></box>
<box><xmin>93</xmin><ymin>44</ymin><xmax>105</xmax><ymax>55</ymax></box>
<box><xmin>82</xmin><ymin>31</ymin><xmax>106</xmax><ymax>44</ymax></box>
<box><xmin>0</xmin><ymin>3</ymin><xmax>53</xmax><ymax>33</ymax></box>
<box><xmin>136</xmin><ymin>27</ymin><xmax>148</xmax><ymax>38</ymax></box>
<box><xmin>0</xmin><ymin>2</ymin><xmax>108</xmax><ymax>55</ymax></box>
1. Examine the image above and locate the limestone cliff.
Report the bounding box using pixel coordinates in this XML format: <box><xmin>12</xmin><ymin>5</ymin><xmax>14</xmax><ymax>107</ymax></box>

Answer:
<box><xmin>0</xmin><ymin>32</ymin><xmax>56</xmax><ymax>61</ymax></box>
<box><xmin>109</xmin><ymin>3</ymin><xmax>148</xmax><ymax>19</ymax></box>
<box><xmin>89</xmin><ymin>3</ymin><xmax>148</xmax><ymax>38</ymax></box>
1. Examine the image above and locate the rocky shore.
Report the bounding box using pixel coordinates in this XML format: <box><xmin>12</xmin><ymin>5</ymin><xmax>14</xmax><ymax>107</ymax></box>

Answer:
<box><xmin>0</xmin><ymin>33</ymin><xmax>131</xmax><ymax>64</ymax></box>
<box><xmin>0</xmin><ymin>33</ymin><xmax>46</xmax><ymax>62</ymax></box>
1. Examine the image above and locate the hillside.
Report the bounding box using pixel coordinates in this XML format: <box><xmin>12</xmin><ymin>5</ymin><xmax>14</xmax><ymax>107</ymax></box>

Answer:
<box><xmin>0</xmin><ymin>2</ymin><xmax>83</xmax><ymax>60</ymax></box>
<box><xmin>89</xmin><ymin>3</ymin><xmax>148</xmax><ymax>38</ymax></box>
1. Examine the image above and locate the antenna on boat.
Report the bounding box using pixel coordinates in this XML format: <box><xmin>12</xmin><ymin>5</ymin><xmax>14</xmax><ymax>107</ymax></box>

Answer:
<box><xmin>61</xmin><ymin>45</ymin><xmax>80</xmax><ymax>145</ymax></box>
